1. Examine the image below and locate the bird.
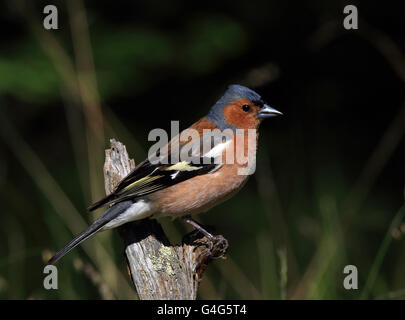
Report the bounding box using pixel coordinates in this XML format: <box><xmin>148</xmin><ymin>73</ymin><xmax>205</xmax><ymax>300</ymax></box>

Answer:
<box><xmin>48</xmin><ymin>84</ymin><xmax>282</xmax><ymax>264</ymax></box>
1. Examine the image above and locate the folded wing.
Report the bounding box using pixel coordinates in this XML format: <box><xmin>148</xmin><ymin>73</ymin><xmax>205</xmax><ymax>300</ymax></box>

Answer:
<box><xmin>88</xmin><ymin>132</ymin><xmax>232</xmax><ymax>211</ymax></box>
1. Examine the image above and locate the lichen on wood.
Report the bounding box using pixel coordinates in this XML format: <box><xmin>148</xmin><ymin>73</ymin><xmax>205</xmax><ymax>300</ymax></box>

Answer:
<box><xmin>103</xmin><ymin>139</ymin><xmax>227</xmax><ymax>300</ymax></box>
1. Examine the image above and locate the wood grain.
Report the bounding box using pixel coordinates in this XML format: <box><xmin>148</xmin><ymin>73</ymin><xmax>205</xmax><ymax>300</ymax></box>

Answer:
<box><xmin>103</xmin><ymin>139</ymin><xmax>227</xmax><ymax>300</ymax></box>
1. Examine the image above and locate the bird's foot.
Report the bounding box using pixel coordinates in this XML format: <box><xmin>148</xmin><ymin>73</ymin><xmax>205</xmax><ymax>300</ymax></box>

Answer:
<box><xmin>183</xmin><ymin>216</ymin><xmax>228</xmax><ymax>259</ymax></box>
<box><xmin>206</xmin><ymin>234</ymin><xmax>228</xmax><ymax>259</ymax></box>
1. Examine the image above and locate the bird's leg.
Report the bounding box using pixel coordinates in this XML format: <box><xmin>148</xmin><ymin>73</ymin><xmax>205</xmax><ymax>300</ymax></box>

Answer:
<box><xmin>183</xmin><ymin>216</ymin><xmax>229</xmax><ymax>258</ymax></box>
<box><xmin>184</xmin><ymin>216</ymin><xmax>214</xmax><ymax>239</ymax></box>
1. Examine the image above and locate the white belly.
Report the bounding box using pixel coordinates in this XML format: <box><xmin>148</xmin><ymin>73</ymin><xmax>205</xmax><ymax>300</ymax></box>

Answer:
<box><xmin>102</xmin><ymin>199</ymin><xmax>156</xmax><ymax>229</ymax></box>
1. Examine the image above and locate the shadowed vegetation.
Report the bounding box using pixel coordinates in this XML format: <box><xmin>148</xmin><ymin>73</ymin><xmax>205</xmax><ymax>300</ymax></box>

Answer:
<box><xmin>0</xmin><ymin>0</ymin><xmax>405</xmax><ymax>299</ymax></box>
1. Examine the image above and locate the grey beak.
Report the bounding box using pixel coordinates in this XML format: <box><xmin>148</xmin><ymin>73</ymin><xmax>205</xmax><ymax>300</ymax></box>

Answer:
<box><xmin>257</xmin><ymin>104</ymin><xmax>283</xmax><ymax>119</ymax></box>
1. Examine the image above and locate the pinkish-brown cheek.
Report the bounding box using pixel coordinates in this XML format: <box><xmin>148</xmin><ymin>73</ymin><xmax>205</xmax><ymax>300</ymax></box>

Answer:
<box><xmin>224</xmin><ymin>106</ymin><xmax>259</xmax><ymax>129</ymax></box>
<box><xmin>223</xmin><ymin>105</ymin><xmax>247</xmax><ymax>129</ymax></box>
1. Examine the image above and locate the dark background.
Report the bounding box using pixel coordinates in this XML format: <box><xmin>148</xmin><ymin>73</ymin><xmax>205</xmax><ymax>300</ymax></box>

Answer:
<box><xmin>0</xmin><ymin>0</ymin><xmax>405</xmax><ymax>299</ymax></box>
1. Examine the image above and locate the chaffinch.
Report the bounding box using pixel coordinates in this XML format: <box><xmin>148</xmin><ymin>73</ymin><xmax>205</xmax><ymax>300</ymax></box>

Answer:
<box><xmin>49</xmin><ymin>84</ymin><xmax>282</xmax><ymax>264</ymax></box>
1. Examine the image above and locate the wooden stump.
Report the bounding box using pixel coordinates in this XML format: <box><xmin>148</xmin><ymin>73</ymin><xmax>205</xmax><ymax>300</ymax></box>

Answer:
<box><xmin>103</xmin><ymin>139</ymin><xmax>228</xmax><ymax>300</ymax></box>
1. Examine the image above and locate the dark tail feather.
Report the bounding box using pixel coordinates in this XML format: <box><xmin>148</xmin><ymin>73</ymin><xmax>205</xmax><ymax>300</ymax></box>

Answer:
<box><xmin>48</xmin><ymin>200</ymin><xmax>133</xmax><ymax>264</ymax></box>
<box><xmin>88</xmin><ymin>193</ymin><xmax>116</xmax><ymax>212</ymax></box>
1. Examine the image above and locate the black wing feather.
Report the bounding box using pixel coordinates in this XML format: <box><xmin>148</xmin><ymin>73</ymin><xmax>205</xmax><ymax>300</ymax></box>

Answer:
<box><xmin>88</xmin><ymin>157</ymin><xmax>219</xmax><ymax>211</ymax></box>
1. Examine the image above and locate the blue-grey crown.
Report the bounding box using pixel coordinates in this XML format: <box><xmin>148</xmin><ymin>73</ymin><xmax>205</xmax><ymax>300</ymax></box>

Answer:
<box><xmin>206</xmin><ymin>84</ymin><xmax>262</xmax><ymax>130</ymax></box>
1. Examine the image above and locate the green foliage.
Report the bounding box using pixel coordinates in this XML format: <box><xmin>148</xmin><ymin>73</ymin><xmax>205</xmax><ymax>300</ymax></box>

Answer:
<box><xmin>0</xmin><ymin>41</ymin><xmax>59</xmax><ymax>102</ymax></box>
<box><xmin>0</xmin><ymin>1</ymin><xmax>404</xmax><ymax>300</ymax></box>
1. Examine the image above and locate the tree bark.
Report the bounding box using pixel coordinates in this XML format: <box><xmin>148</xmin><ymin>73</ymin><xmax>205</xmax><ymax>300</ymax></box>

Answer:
<box><xmin>103</xmin><ymin>139</ymin><xmax>227</xmax><ymax>300</ymax></box>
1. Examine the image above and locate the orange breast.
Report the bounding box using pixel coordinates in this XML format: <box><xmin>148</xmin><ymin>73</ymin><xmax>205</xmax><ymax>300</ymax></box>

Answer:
<box><xmin>150</xmin><ymin>163</ymin><xmax>249</xmax><ymax>217</ymax></box>
<box><xmin>150</xmin><ymin>132</ymin><xmax>258</xmax><ymax>218</ymax></box>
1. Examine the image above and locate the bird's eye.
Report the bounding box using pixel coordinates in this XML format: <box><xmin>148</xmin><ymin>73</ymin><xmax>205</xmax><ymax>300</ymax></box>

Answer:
<box><xmin>242</xmin><ymin>104</ymin><xmax>250</xmax><ymax>112</ymax></box>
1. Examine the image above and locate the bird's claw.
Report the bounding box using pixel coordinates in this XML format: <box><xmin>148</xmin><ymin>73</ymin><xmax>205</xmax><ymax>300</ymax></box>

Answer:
<box><xmin>206</xmin><ymin>234</ymin><xmax>228</xmax><ymax>259</ymax></box>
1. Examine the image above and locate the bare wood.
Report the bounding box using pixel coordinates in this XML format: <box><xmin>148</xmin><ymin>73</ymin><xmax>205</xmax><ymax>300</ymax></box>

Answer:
<box><xmin>103</xmin><ymin>139</ymin><xmax>227</xmax><ymax>300</ymax></box>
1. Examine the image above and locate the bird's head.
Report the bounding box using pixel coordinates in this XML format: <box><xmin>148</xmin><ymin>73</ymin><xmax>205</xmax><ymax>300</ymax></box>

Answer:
<box><xmin>206</xmin><ymin>84</ymin><xmax>282</xmax><ymax>131</ymax></box>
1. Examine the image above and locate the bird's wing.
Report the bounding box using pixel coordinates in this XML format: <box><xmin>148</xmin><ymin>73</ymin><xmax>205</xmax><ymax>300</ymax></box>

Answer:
<box><xmin>88</xmin><ymin>132</ymin><xmax>232</xmax><ymax>211</ymax></box>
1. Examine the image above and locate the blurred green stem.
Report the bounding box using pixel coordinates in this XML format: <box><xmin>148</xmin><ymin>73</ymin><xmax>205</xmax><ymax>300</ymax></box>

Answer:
<box><xmin>0</xmin><ymin>109</ymin><xmax>135</xmax><ymax>299</ymax></box>
<box><xmin>361</xmin><ymin>204</ymin><xmax>405</xmax><ymax>299</ymax></box>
